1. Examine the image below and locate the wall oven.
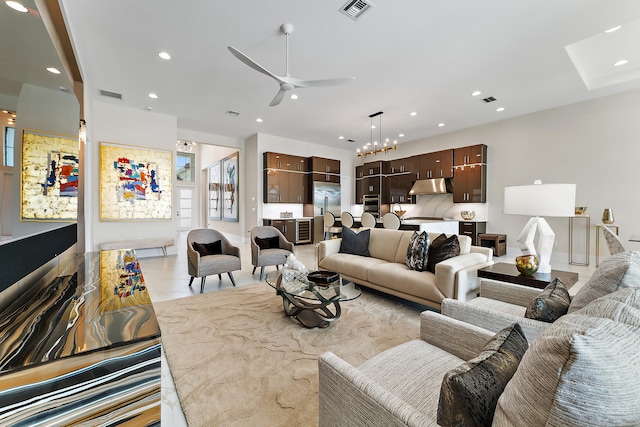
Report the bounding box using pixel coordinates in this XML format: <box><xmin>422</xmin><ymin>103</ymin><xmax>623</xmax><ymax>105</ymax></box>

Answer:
<box><xmin>362</xmin><ymin>195</ymin><xmax>380</xmax><ymax>218</ymax></box>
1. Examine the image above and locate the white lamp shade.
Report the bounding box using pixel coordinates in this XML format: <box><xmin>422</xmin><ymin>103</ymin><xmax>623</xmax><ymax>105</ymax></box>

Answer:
<box><xmin>504</xmin><ymin>183</ymin><xmax>576</xmax><ymax>217</ymax></box>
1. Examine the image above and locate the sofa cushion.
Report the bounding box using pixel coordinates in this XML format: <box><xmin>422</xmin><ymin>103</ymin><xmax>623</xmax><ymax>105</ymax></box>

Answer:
<box><xmin>368</xmin><ymin>228</ymin><xmax>408</xmax><ymax>262</ymax></box>
<box><xmin>525</xmin><ymin>278</ymin><xmax>571</xmax><ymax>323</ymax></box>
<box><xmin>493</xmin><ymin>288</ymin><xmax>640</xmax><ymax>426</ymax></box>
<box><xmin>359</xmin><ymin>339</ymin><xmax>465</xmax><ymax>421</ymax></box>
<box><xmin>406</xmin><ymin>231</ymin><xmax>430</xmax><ymax>272</ymax></box>
<box><xmin>569</xmin><ymin>250</ymin><xmax>640</xmax><ymax>313</ymax></box>
<box><xmin>367</xmin><ymin>263</ymin><xmax>445</xmax><ymax>302</ymax></box>
<box><xmin>319</xmin><ymin>253</ymin><xmax>386</xmax><ymax>282</ymax></box>
<box><xmin>427</xmin><ymin>234</ymin><xmax>461</xmax><ymax>273</ymax></box>
<box><xmin>193</xmin><ymin>240</ymin><xmax>222</xmax><ymax>256</ymax></box>
<box><xmin>438</xmin><ymin>323</ymin><xmax>528</xmax><ymax>427</ymax></box>
<box><xmin>339</xmin><ymin>226</ymin><xmax>371</xmax><ymax>257</ymax></box>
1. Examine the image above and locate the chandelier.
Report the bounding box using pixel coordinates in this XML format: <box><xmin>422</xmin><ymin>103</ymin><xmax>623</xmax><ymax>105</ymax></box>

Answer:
<box><xmin>177</xmin><ymin>140</ymin><xmax>196</xmax><ymax>152</ymax></box>
<box><xmin>357</xmin><ymin>111</ymin><xmax>397</xmax><ymax>157</ymax></box>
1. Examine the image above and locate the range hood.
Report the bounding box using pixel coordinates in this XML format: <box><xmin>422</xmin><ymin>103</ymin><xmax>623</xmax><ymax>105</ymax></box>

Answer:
<box><xmin>409</xmin><ymin>178</ymin><xmax>453</xmax><ymax>195</ymax></box>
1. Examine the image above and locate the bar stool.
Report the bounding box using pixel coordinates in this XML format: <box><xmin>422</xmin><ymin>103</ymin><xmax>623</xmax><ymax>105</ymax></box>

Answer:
<box><xmin>382</xmin><ymin>212</ymin><xmax>401</xmax><ymax>230</ymax></box>
<box><xmin>361</xmin><ymin>212</ymin><xmax>377</xmax><ymax>228</ymax></box>
<box><xmin>340</xmin><ymin>212</ymin><xmax>354</xmax><ymax>228</ymax></box>
<box><xmin>323</xmin><ymin>212</ymin><xmax>342</xmax><ymax>239</ymax></box>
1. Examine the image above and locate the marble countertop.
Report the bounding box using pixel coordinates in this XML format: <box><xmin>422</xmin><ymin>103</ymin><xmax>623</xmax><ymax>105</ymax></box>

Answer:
<box><xmin>0</xmin><ymin>250</ymin><xmax>160</xmax><ymax>373</ymax></box>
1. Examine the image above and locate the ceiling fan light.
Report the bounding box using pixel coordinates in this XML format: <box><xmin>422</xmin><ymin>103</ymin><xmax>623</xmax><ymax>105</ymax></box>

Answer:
<box><xmin>5</xmin><ymin>1</ymin><xmax>27</xmax><ymax>12</ymax></box>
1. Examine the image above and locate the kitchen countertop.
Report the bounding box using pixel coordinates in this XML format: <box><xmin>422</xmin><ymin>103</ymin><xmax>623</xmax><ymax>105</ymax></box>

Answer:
<box><xmin>263</xmin><ymin>217</ymin><xmax>314</xmax><ymax>220</ymax></box>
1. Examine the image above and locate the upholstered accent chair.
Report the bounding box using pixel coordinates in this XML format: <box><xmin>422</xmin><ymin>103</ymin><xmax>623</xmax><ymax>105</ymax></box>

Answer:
<box><xmin>187</xmin><ymin>229</ymin><xmax>241</xmax><ymax>293</ymax></box>
<box><xmin>250</xmin><ymin>226</ymin><xmax>294</xmax><ymax>280</ymax></box>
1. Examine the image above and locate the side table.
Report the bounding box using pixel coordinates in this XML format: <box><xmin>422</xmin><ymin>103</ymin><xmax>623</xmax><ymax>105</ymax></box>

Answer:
<box><xmin>477</xmin><ymin>262</ymin><xmax>578</xmax><ymax>290</ymax></box>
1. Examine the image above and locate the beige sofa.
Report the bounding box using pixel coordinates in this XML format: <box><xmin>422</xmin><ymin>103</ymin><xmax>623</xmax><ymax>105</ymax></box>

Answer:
<box><xmin>317</xmin><ymin>228</ymin><xmax>493</xmax><ymax>310</ymax></box>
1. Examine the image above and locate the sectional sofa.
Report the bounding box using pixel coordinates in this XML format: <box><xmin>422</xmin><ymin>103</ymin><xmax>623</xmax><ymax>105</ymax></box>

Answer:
<box><xmin>317</xmin><ymin>228</ymin><xmax>494</xmax><ymax>310</ymax></box>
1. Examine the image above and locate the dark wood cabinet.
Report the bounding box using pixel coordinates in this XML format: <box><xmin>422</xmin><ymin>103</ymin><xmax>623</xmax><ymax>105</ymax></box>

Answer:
<box><xmin>310</xmin><ymin>156</ymin><xmax>340</xmax><ymax>183</ymax></box>
<box><xmin>453</xmin><ymin>164</ymin><xmax>486</xmax><ymax>203</ymax></box>
<box><xmin>454</xmin><ymin>144</ymin><xmax>486</xmax><ymax>166</ymax></box>
<box><xmin>429</xmin><ymin>149</ymin><xmax>453</xmax><ymax>178</ymax></box>
<box><xmin>263</xmin><ymin>152</ymin><xmax>308</xmax><ymax>203</ymax></box>
<box><xmin>271</xmin><ymin>219</ymin><xmax>296</xmax><ymax>242</ymax></box>
<box><xmin>459</xmin><ymin>221</ymin><xmax>487</xmax><ymax>246</ymax></box>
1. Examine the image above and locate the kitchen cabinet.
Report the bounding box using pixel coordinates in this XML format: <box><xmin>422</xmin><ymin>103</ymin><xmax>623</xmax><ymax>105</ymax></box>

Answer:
<box><xmin>263</xmin><ymin>152</ymin><xmax>308</xmax><ymax>203</ymax></box>
<box><xmin>454</xmin><ymin>144</ymin><xmax>486</xmax><ymax>166</ymax></box>
<box><xmin>310</xmin><ymin>156</ymin><xmax>340</xmax><ymax>183</ymax></box>
<box><xmin>459</xmin><ymin>221</ymin><xmax>486</xmax><ymax>246</ymax></box>
<box><xmin>265</xmin><ymin>152</ymin><xmax>307</xmax><ymax>171</ymax></box>
<box><xmin>453</xmin><ymin>164</ymin><xmax>486</xmax><ymax>203</ymax></box>
<box><xmin>389</xmin><ymin>157</ymin><xmax>413</xmax><ymax>174</ymax></box>
<box><xmin>271</xmin><ymin>219</ymin><xmax>297</xmax><ymax>243</ymax></box>
<box><xmin>413</xmin><ymin>150</ymin><xmax>453</xmax><ymax>179</ymax></box>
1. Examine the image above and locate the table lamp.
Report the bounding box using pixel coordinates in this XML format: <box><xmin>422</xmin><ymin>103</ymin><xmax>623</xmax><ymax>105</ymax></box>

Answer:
<box><xmin>503</xmin><ymin>180</ymin><xmax>576</xmax><ymax>274</ymax></box>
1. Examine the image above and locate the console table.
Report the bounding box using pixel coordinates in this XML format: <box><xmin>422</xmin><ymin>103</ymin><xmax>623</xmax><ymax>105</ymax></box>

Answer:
<box><xmin>477</xmin><ymin>262</ymin><xmax>578</xmax><ymax>290</ymax></box>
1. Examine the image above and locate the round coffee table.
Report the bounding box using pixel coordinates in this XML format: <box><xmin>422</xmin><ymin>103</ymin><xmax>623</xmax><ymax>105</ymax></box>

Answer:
<box><xmin>265</xmin><ymin>270</ymin><xmax>361</xmax><ymax>328</ymax></box>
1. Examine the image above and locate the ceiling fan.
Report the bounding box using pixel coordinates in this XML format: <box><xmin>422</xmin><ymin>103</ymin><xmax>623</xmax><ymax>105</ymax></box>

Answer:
<box><xmin>228</xmin><ymin>23</ymin><xmax>356</xmax><ymax>106</ymax></box>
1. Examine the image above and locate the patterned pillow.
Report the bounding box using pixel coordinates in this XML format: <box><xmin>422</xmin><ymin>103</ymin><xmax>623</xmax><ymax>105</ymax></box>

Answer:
<box><xmin>602</xmin><ymin>225</ymin><xmax>625</xmax><ymax>255</ymax></box>
<box><xmin>427</xmin><ymin>234</ymin><xmax>461</xmax><ymax>273</ymax></box>
<box><xmin>193</xmin><ymin>240</ymin><xmax>222</xmax><ymax>256</ymax></box>
<box><xmin>339</xmin><ymin>226</ymin><xmax>371</xmax><ymax>257</ymax></box>
<box><xmin>437</xmin><ymin>323</ymin><xmax>528</xmax><ymax>427</ymax></box>
<box><xmin>493</xmin><ymin>288</ymin><xmax>640</xmax><ymax>426</ymax></box>
<box><xmin>569</xmin><ymin>250</ymin><xmax>640</xmax><ymax>313</ymax></box>
<box><xmin>405</xmin><ymin>231</ymin><xmax>430</xmax><ymax>271</ymax></box>
<box><xmin>525</xmin><ymin>278</ymin><xmax>571</xmax><ymax>323</ymax></box>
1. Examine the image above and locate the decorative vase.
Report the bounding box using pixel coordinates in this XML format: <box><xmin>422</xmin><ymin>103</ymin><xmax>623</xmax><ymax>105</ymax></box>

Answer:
<box><xmin>602</xmin><ymin>208</ymin><xmax>615</xmax><ymax>224</ymax></box>
<box><xmin>515</xmin><ymin>254</ymin><xmax>539</xmax><ymax>276</ymax></box>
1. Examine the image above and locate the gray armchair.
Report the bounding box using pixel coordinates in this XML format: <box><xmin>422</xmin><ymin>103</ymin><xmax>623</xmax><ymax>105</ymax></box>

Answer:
<box><xmin>187</xmin><ymin>229</ymin><xmax>241</xmax><ymax>293</ymax></box>
<box><xmin>250</xmin><ymin>226</ymin><xmax>294</xmax><ymax>280</ymax></box>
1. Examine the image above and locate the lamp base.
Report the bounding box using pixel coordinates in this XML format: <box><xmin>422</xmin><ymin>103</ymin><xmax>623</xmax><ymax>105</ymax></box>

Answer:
<box><xmin>516</xmin><ymin>216</ymin><xmax>555</xmax><ymax>275</ymax></box>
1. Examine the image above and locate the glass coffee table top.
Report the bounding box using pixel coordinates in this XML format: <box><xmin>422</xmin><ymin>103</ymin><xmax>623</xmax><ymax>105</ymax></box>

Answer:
<box><xmin>265</xmin><ymin>270</ymin><xmax>361</xmax><ymax>328</ymax></box>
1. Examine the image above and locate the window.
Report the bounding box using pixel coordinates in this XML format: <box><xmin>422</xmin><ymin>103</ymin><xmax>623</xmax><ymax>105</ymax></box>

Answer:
<box><xmin>3</xmin><ymin>126</ymin><xmax>14</xmax><ymax>167</ymax></box>
<box><xmin>176</xmin><ymin>151</ymin><xmax>195</xmax><ymax>182</ymax></box>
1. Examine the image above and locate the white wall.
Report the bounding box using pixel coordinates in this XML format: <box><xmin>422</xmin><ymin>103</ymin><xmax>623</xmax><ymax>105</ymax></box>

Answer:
<box><xmin>371</xmin><ymin>89</ymin><xmax>640</xmax><ymax>265</ymax></box>
<box><xmin>84</xmin><ymin>100</ymin><xmax>179</xmax><ymax>255</ymax></box>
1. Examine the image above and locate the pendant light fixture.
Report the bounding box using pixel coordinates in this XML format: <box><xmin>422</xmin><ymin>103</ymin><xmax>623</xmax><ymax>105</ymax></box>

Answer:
<box><xmin>357</xmin><ymin>111</ymin><xmax>397</xmax><ymax>157</ymax></box>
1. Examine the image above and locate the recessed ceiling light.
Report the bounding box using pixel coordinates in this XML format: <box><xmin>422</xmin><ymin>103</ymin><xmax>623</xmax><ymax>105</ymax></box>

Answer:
<box><xmin>338</xmin><ymin>136</ymin><xmax>344</xmax><ymax>140</ymax></box>
<box><xmin>47</xmin><ymin>67</ymin><xmax>61</xmax><ymax>74</ymax></box>
<box><xmin>370</xmin><ymin>125</ymin><xmax>376</xmax><ymax>129</ymax></box>
<box><xmin>366</xmin><ymin>142</ymin><xmax>371</xmax><ymax>146</ymax></box>
<box><xmin>614</xmin><ymin>59</ymin><xmax>629</xmax><ymax>67</ymax></box>
<box><xmin>410</xmin><ymin>112</ymin><xmax>417</xmax><ymax>116</ymax></box>
<box><xmin>158</xmin><ymin>51</ymin><xmax>171</xmax><ymax>60</ymax></box>
<box><xmin>438</xmin><ymin>123</ymin><xmax>445</xmax><ymax>127</ymax></box>
<box><xmin>496</xmin><ymin>107</ymin><xmax>505</xmax><ymax>112</ymax></box>
<box><xmin>471</xmin><ymin>90</ymin><xmax>482</xmax><ymax>97</ymax></box>
<box><xmin>290</xmin><ymin>94</ymin><xmax>298</xmax><ymax>100</ymax></box>
<box><xmin>146</xmin><ymin>107</ymin><xmax>153</xmax><ymax>111</ymax></box>
<box><xmin>59</xmin><ymin>86</ymin><xmax>68</xmax><ymax>92</ymax></box>
<box><xmin>5</xmin><ymin>1</ymin><xmax>27</xmax><ymax>12</ymax></box>
<box><xmin>256</xmin><ymin>118</ymin><xmax>263</xmax><ymax>123</ymax></box>
<box><xmin>398</xmin><ymin>133</ymin><xmax>405</xmax><ymax>138</ymax></box>
<box><xmin>148</xmin><ymin>93</ymin><xmax>158</xmax><ymax>99</ymax></box>
<box><xmin>604</xmin><ymin>25</ymin><xmax>622</xmax><ymax>33</ymax></box>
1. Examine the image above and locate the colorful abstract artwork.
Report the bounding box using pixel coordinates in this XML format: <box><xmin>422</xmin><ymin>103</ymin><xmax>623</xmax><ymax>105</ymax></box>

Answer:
<box><xmin>99</xmin><ymin>249</ymin><xmax>152</xmax><ymax>313</ymax></box>
<box><xmin>222</xmin><ymin>152</ymin><xmax>239</xmax><ymax>222</ymax></box>
<box><xmin>100</xmin><ymin>142</ymin><xmax>172</xmax><ymax>221</ymax></box>
<box><xmin>21</xmin><ymin>129</ymin><xmax>79</xmax><ymax>221</ymax></box>
<box><xmin>208</xmin><ymin>161</ymin><xmax>221</xmax><ymax>220</ymax></box>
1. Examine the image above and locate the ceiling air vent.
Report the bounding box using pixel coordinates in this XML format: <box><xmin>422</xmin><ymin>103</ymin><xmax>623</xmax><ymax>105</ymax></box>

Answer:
<box><xmin>482</xmin><ymin>96</ymin><xmax>497</xmax><ymax>103</ymax></box>
<box><xmin>225</xmin><ymin>110</ymin><xmax>240</xmax><ymax>117</ymax></box>
<box><xmin>99</xmin><ymin>89</ymin><xmax>122</xmax><ymax>100</ymax></box>
<box><xmin>339</xmin><ymin>0</ymin><xmax>374</xmax><ymax>20</ymax></box>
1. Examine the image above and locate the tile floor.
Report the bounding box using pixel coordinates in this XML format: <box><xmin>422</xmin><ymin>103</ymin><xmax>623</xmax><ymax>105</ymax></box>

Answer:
<box><xmin>138</xmin><ymin>231</ymin><xmax>597</xmax><ymax>425</ymax></box>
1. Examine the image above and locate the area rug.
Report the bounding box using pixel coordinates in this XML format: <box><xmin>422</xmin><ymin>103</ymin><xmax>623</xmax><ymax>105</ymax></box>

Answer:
<box><xmin>153</xmin><ymin>283</ymin><xmax>422</xmax><ymax>427</ymax></box>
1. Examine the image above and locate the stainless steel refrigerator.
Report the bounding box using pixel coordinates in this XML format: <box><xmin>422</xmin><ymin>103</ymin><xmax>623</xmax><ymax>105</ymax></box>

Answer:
<box><xmin>312</xmin><ymin>182</ymin><xmax>341</xmax><ymax>243</ymax></box>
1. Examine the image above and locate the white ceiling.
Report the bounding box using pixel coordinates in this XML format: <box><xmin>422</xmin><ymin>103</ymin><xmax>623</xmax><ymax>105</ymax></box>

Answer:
<box><xmin>11</xmin><ymin>0</ymin><xmax>640</xmax><ymax>150</ymax></box>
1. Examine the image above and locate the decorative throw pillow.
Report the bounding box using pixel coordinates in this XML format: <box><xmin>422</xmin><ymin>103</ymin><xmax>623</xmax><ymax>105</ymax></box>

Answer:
<box><xmin>437</xmin><ymin>323</ymin><xmax>528</xmax><ymax>427</ymax></box>
<box><xmin>569</xmin><ymin>250</ymin><xmax>640</xmax><ymax>313</ymax></box>
<box><xmin>193</xmin><ymin>240</ymin><xmax>222</xmax><ymax>257</ymax></box>
<box><xmin>405</xmin><ymin>231</ymin><xmax>430</xmax><ymax>271</ymax></box>
<box><xmin>339</xmin><ymin>226</ymin><xmax>371</xmax><ymax>257</ymax></box>
<box><xmin>426</xmin><ymin>233</ymin><xmax>460</xmax><ymax>273</ymax></box>
<box><xmin>493</xmin><ymin>288</ymin><xmax>640</xmax><ymax>426</ymax></box>
<box><xmin>255</xmin><ymin>236</ymin><xmax>280</xmax><ymax>250</ymax></box>
<box><xmin>602</xmin><ymin>225</ymin><xmax>626</xmax><ymax>255</ymax></box>
<box><xmin>525</xmin><ymin>278</ymin><xmax>571</xmax><ymax>323</ymax></box>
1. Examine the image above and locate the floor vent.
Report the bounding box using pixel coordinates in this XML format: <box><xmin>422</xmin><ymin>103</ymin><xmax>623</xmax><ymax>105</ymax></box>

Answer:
<box><xmin>225</xmin><ymin>110</ymin><xmax>240</xmax><ymax>117</ymax></box>
<box><xmin>339</xmin><ymin>0</ymin><xmax>374</xmax><ymax>20</ymax></box>
<box><xmin>99</xmin><ymin>89</ymin><xmax>122</xmax><ymax>100</ymax></box>
<box><xmin>482</xmin><ymin>96</ymin><xmax>497</xmax><ymax>103</ymax></box>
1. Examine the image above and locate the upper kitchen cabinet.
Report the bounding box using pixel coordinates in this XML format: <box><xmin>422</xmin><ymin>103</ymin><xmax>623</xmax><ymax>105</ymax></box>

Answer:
<box><xmin>310</xmin><ymin>156</ymin><xmax>340</xmax><ymax>183</ymax></box>
<box><xmin>429</xmin><ymin>149</ymin><xmax>454</xmax><ymax>178</ymax></box>
<box><xmin>453</xmin><ymin>144</ymin><xmax>487</xmax><ymax>166</ymax></box>
<box><xmin>453</xmin><ymin>144</ymin><xmax>487</xmax><ymax>203</ymax></box>
<box><xmin>263</xmin><ymin>152</ymin><xmax>308</xmax><ymax>203</ymax></box>
<box><xmin>265</xmin><ymin>152</ymin><xmax>308</xmax><ymax>171</ymax></box>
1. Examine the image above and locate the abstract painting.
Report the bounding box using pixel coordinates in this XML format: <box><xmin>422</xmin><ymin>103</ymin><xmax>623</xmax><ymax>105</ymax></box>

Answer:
<box><xmin>21</xmin><ymin>129</ymin><xmax>79</xmax><ymax>221</ymax></box>
<box><xmin>222</xmin><ymin>152</ymin><xmax>239</xmax><ymax>222</ymax></box>
<box><xmin>99</xmin><ymin>249</ymin><xmax>152</xmax><ymax>313</ymax></box>
<box><xmin>100</xmin><ymin>142</ymin><xmax>172</xmax><ymax>221</ymax></box>
<box><xmin>208</xmin><ymin>161</ymin><xmax>221</xmax><ymax>221</ymax></box>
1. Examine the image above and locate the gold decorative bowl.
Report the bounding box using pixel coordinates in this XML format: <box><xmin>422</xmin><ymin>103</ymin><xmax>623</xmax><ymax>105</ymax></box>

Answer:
<box><xmin>460</xmin><ymin>211</ymin><xmax>475</xmax><ymax>220</ymax></box>
<box><xmin>574</xmin><ymin>206</ymin><xmax>587</xmax><ymax>215</ymax></box>
<box><xmin>516</xmin><ymin>255</ymin><xmax>539</xmax><ymax>276</ymax></box>
<box><xmin>394</xmin><ymin>210</ymin><xmax>407</xmax><ymax>218</ymax></box>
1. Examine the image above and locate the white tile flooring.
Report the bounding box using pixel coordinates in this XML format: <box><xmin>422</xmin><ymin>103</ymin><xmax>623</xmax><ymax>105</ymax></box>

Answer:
<box><xmin>138</xmin><ymin>231</ymin><xmax>597</xmax><ymax>425</ymax></box>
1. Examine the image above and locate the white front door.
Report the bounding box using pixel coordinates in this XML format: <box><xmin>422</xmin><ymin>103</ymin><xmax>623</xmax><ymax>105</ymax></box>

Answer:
<box><xmin>178</xmin><ymin>186</ymin><xmax>195</xmax><ymax>229</ymax></box>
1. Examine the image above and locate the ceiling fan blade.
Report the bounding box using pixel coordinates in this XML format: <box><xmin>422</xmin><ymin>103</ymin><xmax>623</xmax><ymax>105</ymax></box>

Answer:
<box><xmin>269</xmin><ymin>88</ymin><xmax>287</xmax><ymax>106</ymax></box>
<box><xmin>290</xmin><ymin>76</ymin><xmax>356</xmax><ymax>88</ymax></box>
<box><xmin>228</xmin><ymin>46</ymin><xmax>282</xmax><ymax>82</ymax></box>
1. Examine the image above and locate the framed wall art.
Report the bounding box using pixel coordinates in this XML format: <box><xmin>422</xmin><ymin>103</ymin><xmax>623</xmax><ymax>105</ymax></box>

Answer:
<box><xmin>99</xmin><ymin>142</ymin><xmax>172</xmax><ymax>221</ymax></box>
<box><xmin>208</xmin><ymin>161</ymin><xmax>221</xmax><ymax>221</ymax></box>
<box><xmin>21</xmin><ymin>129</ymin><xmax>79</xmax><ymax>221</ymax></box>
<box><xmin>222</xmin><ymin>152</ymin><xmax>239</xmax><ymax>222</ymax></box>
